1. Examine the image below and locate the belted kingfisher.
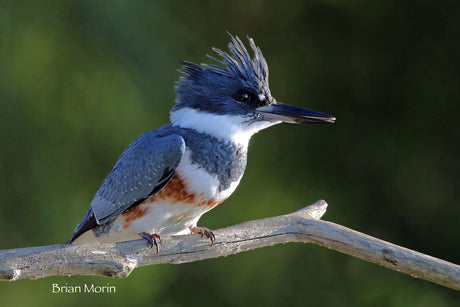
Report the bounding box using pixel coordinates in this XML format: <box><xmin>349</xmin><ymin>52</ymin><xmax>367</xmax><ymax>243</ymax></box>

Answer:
<box><xmin>67</xmin><ymin>35</ymin><xmax>335</xmax><ymax>249</ymax></box>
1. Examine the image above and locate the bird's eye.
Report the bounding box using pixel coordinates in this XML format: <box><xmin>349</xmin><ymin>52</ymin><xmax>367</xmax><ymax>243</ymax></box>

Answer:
<box><xmin>233</xmin><ymin>90</ymin><xmax>251</xmax><ymax>103</ymax></box>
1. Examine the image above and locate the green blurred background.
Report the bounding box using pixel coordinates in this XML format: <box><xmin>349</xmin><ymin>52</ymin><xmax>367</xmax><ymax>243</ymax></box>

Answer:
<box><xmin>0</xmin><ymin>0</ymin><xmax>459</xmax><ymax>306</ymax></box>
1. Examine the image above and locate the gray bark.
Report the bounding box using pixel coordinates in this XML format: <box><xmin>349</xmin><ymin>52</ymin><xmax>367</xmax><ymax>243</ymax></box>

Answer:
<box><xmin>1</xmin><ymin>200</ymin><xmax>459</xmax><ymax>291</ymax></box>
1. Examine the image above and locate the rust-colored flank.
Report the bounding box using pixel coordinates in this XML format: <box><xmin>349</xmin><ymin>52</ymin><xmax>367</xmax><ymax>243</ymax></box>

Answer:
<box><xmin>121</xmin><ymin>205</ymin><xmax>149</xmax><ymax>229</ymax></box>
<box><xmin>154</xmin><ymin>174</ymin><xmax>196</xmax><ymax>204</ymax></box>
<box><xmin>122</xmin><ymin>174</ymin><xmax>226</xmax><ymax>228</ymax></box>
<box><xmin>196</xmin><ymin>198</ymin><xmax>225</xmax><ymax>208</ymax></box>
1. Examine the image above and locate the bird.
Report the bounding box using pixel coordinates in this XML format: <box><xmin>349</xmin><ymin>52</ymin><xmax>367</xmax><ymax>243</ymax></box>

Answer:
<box><xmin>67</xmin><ymin>35</ymin><xmax>335</xmax><ymax>251</ymax></box>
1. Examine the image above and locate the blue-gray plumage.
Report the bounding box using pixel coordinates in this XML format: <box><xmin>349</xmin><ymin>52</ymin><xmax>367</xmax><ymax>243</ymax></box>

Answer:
<box><xmin>68</xmin><ymin>34</ymin><xmax>335</xmax><ymax>247</ymax></box>
<box><xmin>174</xmin><ymin>37</ymin><xmax>271</xmax><ymax>116</ymax></box>
<box><xmin>91</xmin><ymin>133</ymin><xmax>186</xmax><ymax>224</ymax></box>
<box><xmin>159</xmin><ymin>126</ymin><xmax>247</xmax><ymax>190</ymax></box>
<box><xmin>68</xmin><ymin>133</ymin><xmax>185</xmax><ymax>243</ymax></box>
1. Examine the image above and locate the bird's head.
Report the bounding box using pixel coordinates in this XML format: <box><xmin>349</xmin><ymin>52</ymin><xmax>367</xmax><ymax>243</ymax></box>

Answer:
<box><xmin>171</xmin><ymin>35</ymin><xmax>335</xmax><ymax>146</ymax></box>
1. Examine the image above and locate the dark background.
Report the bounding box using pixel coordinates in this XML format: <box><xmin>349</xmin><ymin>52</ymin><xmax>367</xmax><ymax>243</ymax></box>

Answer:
<box><xmin>0</xmin><ymin>0</ymin><xmax>459</xmax><ymax>306</ymax></box>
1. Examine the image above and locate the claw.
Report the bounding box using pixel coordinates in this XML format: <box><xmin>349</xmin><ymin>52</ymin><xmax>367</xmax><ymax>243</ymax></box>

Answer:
<box><xmin>139</xmin><ymin>232</ymin><xmax>161</xmax><ymax>253</ymax></box>
<box><xmin>190</xmin><ymin>226</ymin><xmax>215</xmax><ymax>246</ymax></box>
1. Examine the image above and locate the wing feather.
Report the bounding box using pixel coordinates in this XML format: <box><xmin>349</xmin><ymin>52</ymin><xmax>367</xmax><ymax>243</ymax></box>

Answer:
<box><xmin>91</xmin><ymin>132</ymin><xmax>185</xmax><ymax>224</ymax></box>
<box><xmin>67</xmin><ymin>132</ymin><xmax>185</xmax><ymax>243</ymax></box>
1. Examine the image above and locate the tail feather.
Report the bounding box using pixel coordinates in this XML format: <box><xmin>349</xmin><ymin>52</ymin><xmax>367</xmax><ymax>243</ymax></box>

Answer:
<box><xmin>67</xmin><ymin>208</ymin><xmax>98</xmax><ymax>244</ymax></box>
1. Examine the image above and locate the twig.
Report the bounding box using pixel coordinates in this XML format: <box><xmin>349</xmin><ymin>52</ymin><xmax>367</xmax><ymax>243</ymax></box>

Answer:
<box><xmin>0</xmin><ymin>200</ymin><xmax>459</xmax><ymax>291</ymax></box>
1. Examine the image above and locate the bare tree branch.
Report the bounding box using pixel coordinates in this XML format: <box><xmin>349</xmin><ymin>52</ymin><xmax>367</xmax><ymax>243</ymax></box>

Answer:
<box><xmin>1</xmin><ymin>200</ymin><xmax>459</xmax><ymax>291</ymax></box>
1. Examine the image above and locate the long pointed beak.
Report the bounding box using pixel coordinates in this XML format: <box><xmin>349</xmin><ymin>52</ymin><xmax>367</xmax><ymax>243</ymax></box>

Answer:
<box><xmin>256</xmin><ymin>102</ymin><xmax>336</xmax><ymax>124</ymax></box>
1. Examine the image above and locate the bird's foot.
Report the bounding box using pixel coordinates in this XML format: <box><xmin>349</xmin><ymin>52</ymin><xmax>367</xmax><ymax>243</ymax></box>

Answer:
<box><xmin>139</xmin><ymin>232</ymin><xmax>161</xmax><ymax>253</ymax></box>
<box><xmin>189</xmin><ymin>226</ymin><xmax>215</xmax><ymax>246</ymax></box>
